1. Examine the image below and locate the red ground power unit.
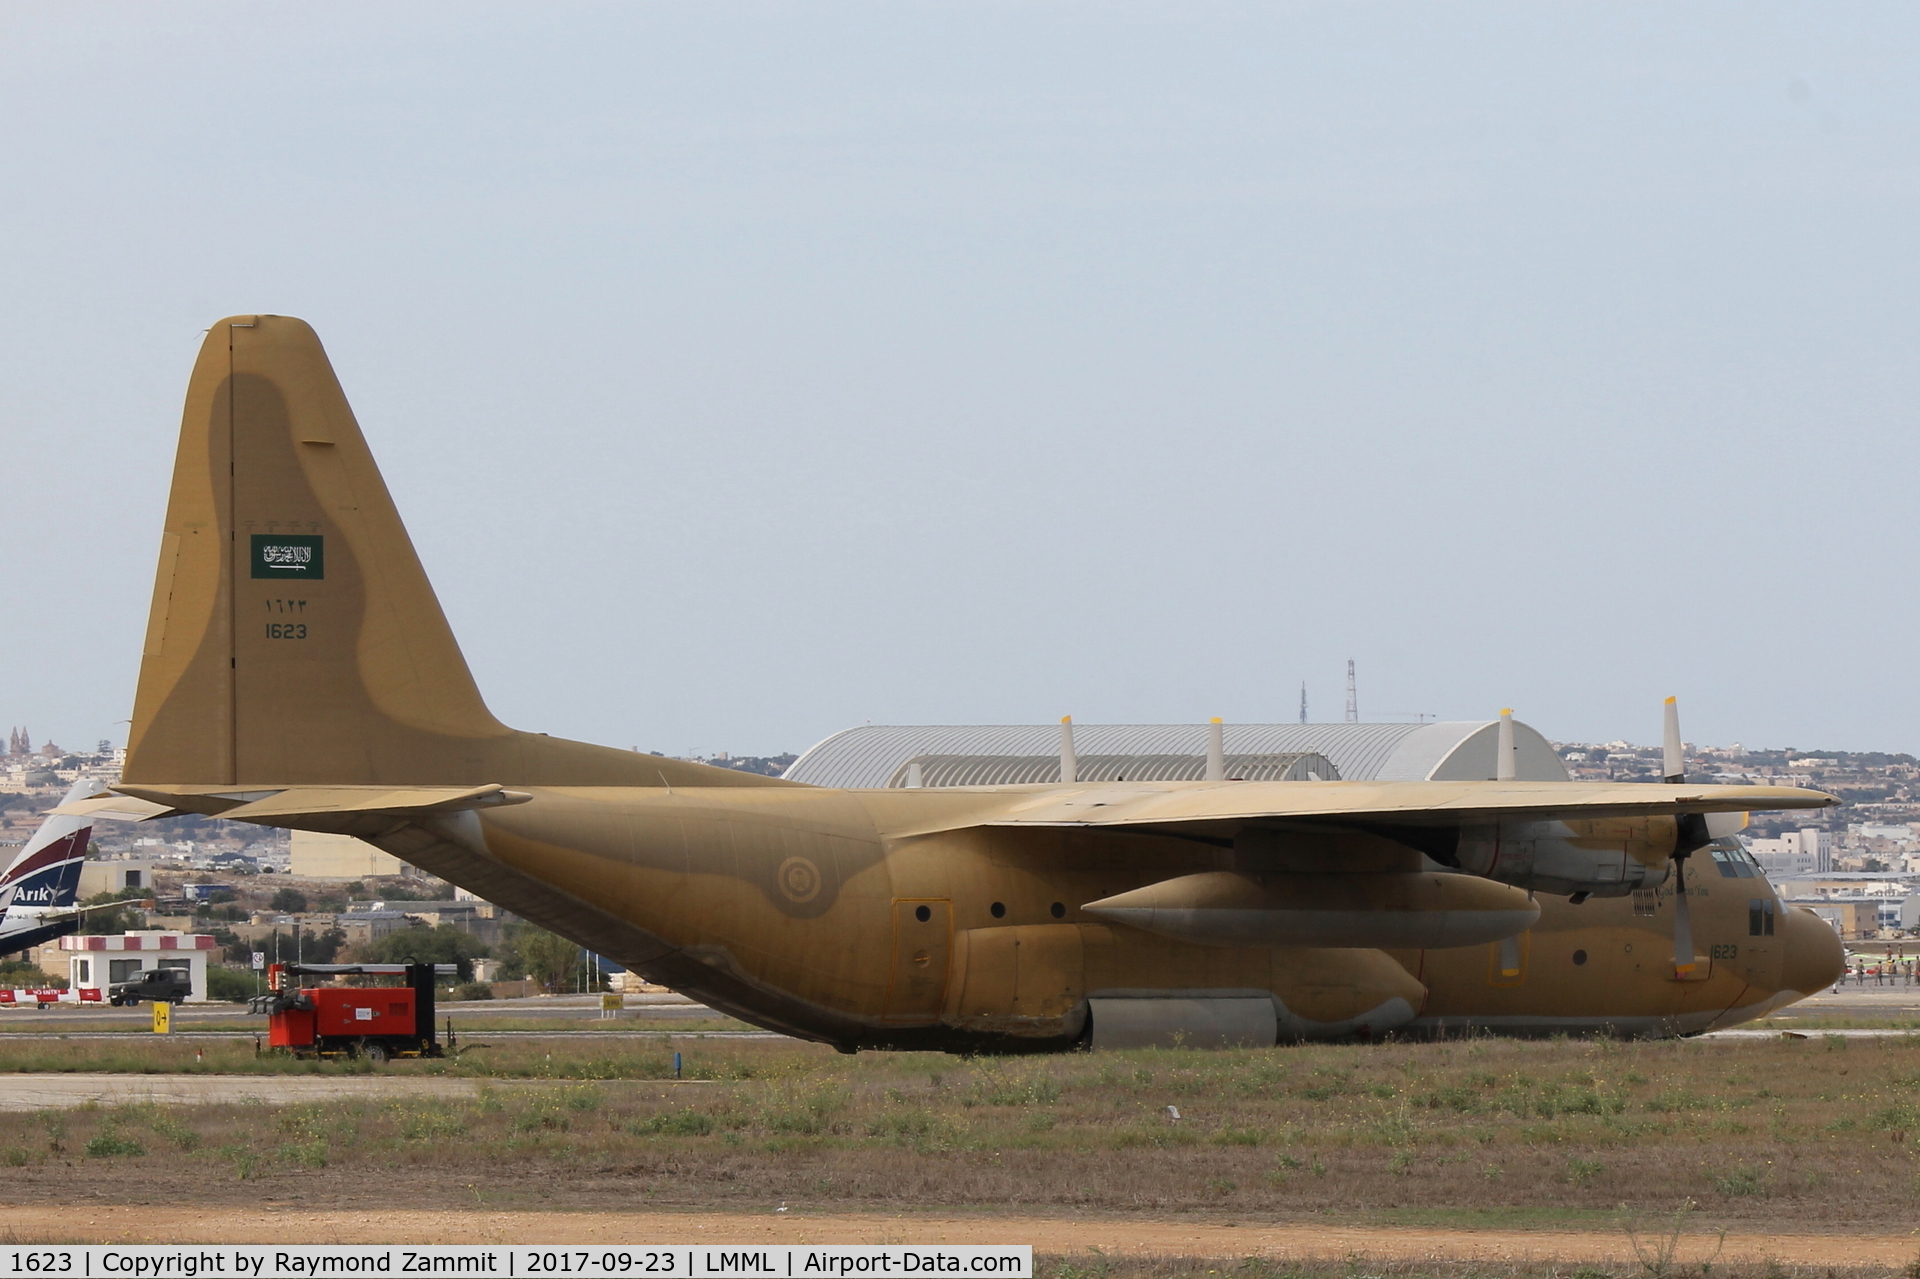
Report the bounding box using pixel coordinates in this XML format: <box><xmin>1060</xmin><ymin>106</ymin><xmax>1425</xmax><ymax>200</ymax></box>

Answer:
<box><xmin>252</xmin><ymin>962</ymin><xmax>456</xmax><ymax>1063</ymax></box>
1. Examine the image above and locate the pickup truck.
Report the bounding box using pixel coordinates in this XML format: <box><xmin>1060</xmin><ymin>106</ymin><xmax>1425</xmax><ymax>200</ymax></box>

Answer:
<box><xmin>107</xmin><ymin>969</ymin><xmax>192</xmax><ymax>1007</ymax></box>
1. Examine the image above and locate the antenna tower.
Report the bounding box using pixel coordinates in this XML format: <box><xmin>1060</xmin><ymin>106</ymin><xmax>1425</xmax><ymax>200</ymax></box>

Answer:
<box><xmin>1344</xmin><ymin>660</ymin><xmax>1358</xmax><ymax>723</ymax></box>
<box><xmin>1299</xmin><ymin>683</ymin><xmax>1307</xmax><ymax>725</ymax></box>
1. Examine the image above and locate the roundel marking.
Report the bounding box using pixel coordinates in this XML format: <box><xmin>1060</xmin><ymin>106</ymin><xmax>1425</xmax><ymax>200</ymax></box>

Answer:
<box><xmin>777</xmin><ymin>857</ymin><xmax>822</xmax><ymax>904</ymax></box>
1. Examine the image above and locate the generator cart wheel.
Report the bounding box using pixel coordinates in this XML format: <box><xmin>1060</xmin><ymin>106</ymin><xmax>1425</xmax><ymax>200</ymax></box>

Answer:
<box><xmin>363</xmin><ymin>1043</ymin><xmax>390</xmax><ymax>1066</ymax></box>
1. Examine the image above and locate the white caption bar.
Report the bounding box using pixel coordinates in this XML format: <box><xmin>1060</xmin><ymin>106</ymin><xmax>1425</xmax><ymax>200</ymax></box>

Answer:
<box><xmin>0</xmin><ymin>1247</ymin><xmax>1032</xmax><ymax>1279</ymax></box>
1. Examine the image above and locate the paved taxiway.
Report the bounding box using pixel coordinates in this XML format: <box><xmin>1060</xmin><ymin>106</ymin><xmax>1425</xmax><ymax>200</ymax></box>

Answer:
<box><xmin>0</xmin><ymin>991</ymin><xmax>768</xmax><ymax>1040</ymax></box>
<box><xmin>0</xmin><ymin>982</ymin><xmax>1896</xmax><ymax>1053</ymax></box>
<box><xmin>0</xmin><ymin>1073</ymin><xmax>722</xmax><ymax>1110</ymax></box>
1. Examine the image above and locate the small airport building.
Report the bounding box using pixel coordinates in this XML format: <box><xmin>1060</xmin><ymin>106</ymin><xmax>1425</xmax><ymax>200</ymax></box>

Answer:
<box><xmin>59</xmin><ymin>932</ymin><xmax>217</xmax><ymax>1001</ymax></box>
<box><xmin>782</xmin><ymin>719</ymin><xmax>1570</xmax><ymax>787</ymax></box>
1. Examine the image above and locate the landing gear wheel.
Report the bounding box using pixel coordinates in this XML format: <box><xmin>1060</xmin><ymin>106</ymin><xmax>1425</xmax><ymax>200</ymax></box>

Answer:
<box><xmin>363</xmin><ymin>1043</ymin><xmax>390</xmax><ymax>1066</ymax></box>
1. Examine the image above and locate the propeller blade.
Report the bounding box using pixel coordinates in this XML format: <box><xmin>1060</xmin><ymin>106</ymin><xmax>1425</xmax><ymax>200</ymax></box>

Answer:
<box><xmin>1672</xmin><ymin>854</ymin><xmax>1696</xmax><ymax>975</ymax></box>
<box><xmin>1662</xmin><ymin>696</ymin><xmax>1698</xmax><ymax>974</ymax></box>
<box><xmin>1663</xmin><ymin>696</ymin><xmax>1684</xmax><ymax>784</ymax></box>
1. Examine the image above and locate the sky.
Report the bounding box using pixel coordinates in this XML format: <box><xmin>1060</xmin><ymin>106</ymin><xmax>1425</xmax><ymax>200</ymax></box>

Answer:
<box><xmin>1</xmin><ymin>3</ymin><xmax>1916</xmax><ymax>759</ymax></box>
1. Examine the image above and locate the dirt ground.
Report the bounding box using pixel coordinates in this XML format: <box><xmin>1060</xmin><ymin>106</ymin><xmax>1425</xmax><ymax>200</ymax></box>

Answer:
<box><xmin>10</xmin><ymin>1205</ymin><xmax>1911</xmax><ymax>1267</ymax></box>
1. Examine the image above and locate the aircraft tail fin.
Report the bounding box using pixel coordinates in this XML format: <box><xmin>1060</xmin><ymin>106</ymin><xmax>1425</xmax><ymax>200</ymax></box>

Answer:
<box><xmin>0</xmin><ymin>778</ymin><xmax>104</xmax><ymax>913</ymax></box>
<box><xmin>125</xmin><ymin>316</ymin><xmax>785</xmax><ymax>789</ymax></box>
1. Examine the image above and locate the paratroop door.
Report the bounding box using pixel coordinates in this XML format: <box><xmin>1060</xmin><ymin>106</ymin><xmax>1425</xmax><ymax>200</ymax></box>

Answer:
<box><xmin>884</xmin><ymin>898</ymin><xmax>952</xmax><ymax>1022</ymax></box>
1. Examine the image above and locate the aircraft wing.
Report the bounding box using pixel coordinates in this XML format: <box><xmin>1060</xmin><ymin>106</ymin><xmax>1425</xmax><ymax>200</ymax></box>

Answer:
<box><xmin>947</xmin><ymin>778</ymin><xmax>1835</xmax><ymax>897</ymax></box>
<box><xmin>964</xmin><ymin>779</ymin><xmax>1832</xmax><ymax>836</ymax></box>
<box><xmin>106</xmin><ymin>776</ymin><xmax>1835</xmax><ymax>902</ymax></box>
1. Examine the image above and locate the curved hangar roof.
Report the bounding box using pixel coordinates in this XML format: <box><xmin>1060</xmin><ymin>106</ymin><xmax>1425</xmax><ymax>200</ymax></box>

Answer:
<box><xmin>893</xmin><ymin>751</ymin><xmax>1341</xmax><ymax>789</ymax></box>
<box><xmin>783</xmin><ymin>720</ymin><xmax>1568</xmax><ymax>788</ymax></box>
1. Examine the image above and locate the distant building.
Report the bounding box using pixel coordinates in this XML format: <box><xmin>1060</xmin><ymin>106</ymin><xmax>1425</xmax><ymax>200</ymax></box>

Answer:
<box><xmin>341</xmin><ymin>899</ymin><xmax>514</xmax><ymax>946</ymax></box>
<box><xmin>1772</xmin><ymin>872</ymin><xmax>1909</xmax><ymax>897</ymax></box>
<box><xmin>289</xmin><ymin>830</ymin><xmax>413</xmax><ymax>880</ymax></box>
<box><xmin>1748</xmin><ymin>829</ymin><xmax>1832</xmax><ymax>876</ymax></box>
<box><xmin>78</xmin><ymin>861</ymin><xmax>156</xmax><ymax>897</ymax></box>
<box><xmin>1787</xmin><ymin>898</ymin><xmax>1879</xmax><ymax>940</ymax></box>
<box><xmin>329</xmin><ymin>910</ymin><xmax>418</xmax><ymax>947</ymax></box>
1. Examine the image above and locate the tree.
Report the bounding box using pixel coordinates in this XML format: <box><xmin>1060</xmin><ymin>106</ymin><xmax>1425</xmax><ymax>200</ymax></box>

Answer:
<box><xmin>355</xmin><ymin>924</ymin><xmax>488</xmax><ymax>980</ymax></box>
<box><xmin>514</xmin><ymin>925</ymin><xmax>580</xmax><ymax>991</ymax></box>
<box><xmin>78</xmin><ymin>891</ymin><xmax>147</xmax><ymax>936</ymax></box>
<box><xmin>254</xmin><ymin>926</ymin><xmax>346</xmax><ymax>966</ymax></box>
<box><xmin>269</xmin><ymin>887</ymin><xmax>308</xmax><ymax>913</ymax></box>
<box><xmin>0</xmin><ymin>959</ymin><xmax>53</xmax><ymax>988</ymax></box>
<box><xmin>204</xmin><ymin>967</ymin><xmax>257</xmax><ymax>1002</ymax></box>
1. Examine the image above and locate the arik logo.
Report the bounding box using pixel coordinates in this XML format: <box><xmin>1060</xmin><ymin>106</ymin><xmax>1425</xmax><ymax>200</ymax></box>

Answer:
<box><xmin>251</xmin><ymin>534</ymin><xmax>324</xmax><ymax>579</ymax></box>
<box><xmin>11</xmin><ymin>886</ymin><xmax>56</xmax><ymax>904</ymax></box>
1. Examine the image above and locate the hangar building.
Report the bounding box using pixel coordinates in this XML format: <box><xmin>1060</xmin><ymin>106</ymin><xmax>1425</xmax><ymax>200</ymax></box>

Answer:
<box><xmin>783</xmin><ymin>718</ymin><xmax>1567</xmax><ymax>788</ymax></box>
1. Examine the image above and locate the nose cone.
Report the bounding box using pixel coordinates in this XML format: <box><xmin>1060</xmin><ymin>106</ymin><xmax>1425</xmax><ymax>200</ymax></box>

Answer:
<box><xmin>1779</xmin><ymin>905</ymin><xmax>1846</xmax><ymax>995</ymax></box>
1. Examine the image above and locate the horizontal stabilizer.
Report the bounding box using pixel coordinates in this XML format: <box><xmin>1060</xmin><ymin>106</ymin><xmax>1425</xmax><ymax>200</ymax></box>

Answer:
<box><xmin>111</xmin><ymin>783</ymin><xmax>531</xmax><ymax>824</ymax></box>
<box><xmin>49</xmin><ymin>794</ymin><xmax>178</xmax><ymax>822</ymax></box>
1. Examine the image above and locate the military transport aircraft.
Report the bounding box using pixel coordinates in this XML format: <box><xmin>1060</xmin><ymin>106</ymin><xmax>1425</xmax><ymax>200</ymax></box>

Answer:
<box><xmin>70</xmin><ymin>316</ymin><xmax>1843</xmax><ymax>1050</ymax></box>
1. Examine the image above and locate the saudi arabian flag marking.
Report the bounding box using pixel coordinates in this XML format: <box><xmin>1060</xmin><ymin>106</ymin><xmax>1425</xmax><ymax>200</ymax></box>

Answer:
<box><xmin>251</xmin><ymin>534</ymin><xmax>324</xmax><ymax>579</ymax></box>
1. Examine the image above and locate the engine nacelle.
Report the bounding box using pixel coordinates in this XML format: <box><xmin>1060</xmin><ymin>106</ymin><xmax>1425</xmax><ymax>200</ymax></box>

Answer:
<box><xmin>1453</xmin><ymin>817</ymin><xmax>1691</xmax><ymax>897</ymax></box>
<box><xmin>1082</xmin><ymin>869</ymin><xmax>1540</xmax><ymax>949</ymax></box>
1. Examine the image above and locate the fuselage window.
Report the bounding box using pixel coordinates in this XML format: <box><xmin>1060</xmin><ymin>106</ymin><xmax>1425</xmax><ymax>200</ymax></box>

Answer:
<box><xmin>1748</xmin><ymin>898</ymin><xmax>1776</xmax><ymax>936</ymax></box>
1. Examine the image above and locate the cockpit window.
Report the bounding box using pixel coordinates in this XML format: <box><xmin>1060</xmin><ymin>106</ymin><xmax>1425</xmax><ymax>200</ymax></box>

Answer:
<box><xmin>1710</xmin><ymin>840</ymin><xmax>1763</xmax><ymax>879</ymax></box>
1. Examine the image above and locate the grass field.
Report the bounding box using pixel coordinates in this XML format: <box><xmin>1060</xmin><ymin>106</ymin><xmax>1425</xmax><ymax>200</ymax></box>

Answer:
<box><xmin>1</xmin><ymin>1032</ymin><xmax>1916</xmax><ymax>1239</ymax></box>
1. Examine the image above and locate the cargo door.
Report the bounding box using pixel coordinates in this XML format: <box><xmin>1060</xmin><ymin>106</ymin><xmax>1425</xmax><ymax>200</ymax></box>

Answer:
<box><xmin>1727</xmin><ymin>896</ymin><xmax>1782</xmax><ymax>989</ymax></box>
<box><xmin>884</xmin><ymin>899</ymin><xmax>951</xmax><ymax>1022</ymax></box>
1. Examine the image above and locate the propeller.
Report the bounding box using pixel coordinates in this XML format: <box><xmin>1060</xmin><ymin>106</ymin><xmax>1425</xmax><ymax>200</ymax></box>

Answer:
<box><xmin>1663</xmin><ymin>696</ymin><xmax>1696</xmax><ymax>976</ymax></box>
<box><xmin>1662</xmin><ymin>696</ymin><xmax>1754</xmax><ymax>978</ymax></box>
